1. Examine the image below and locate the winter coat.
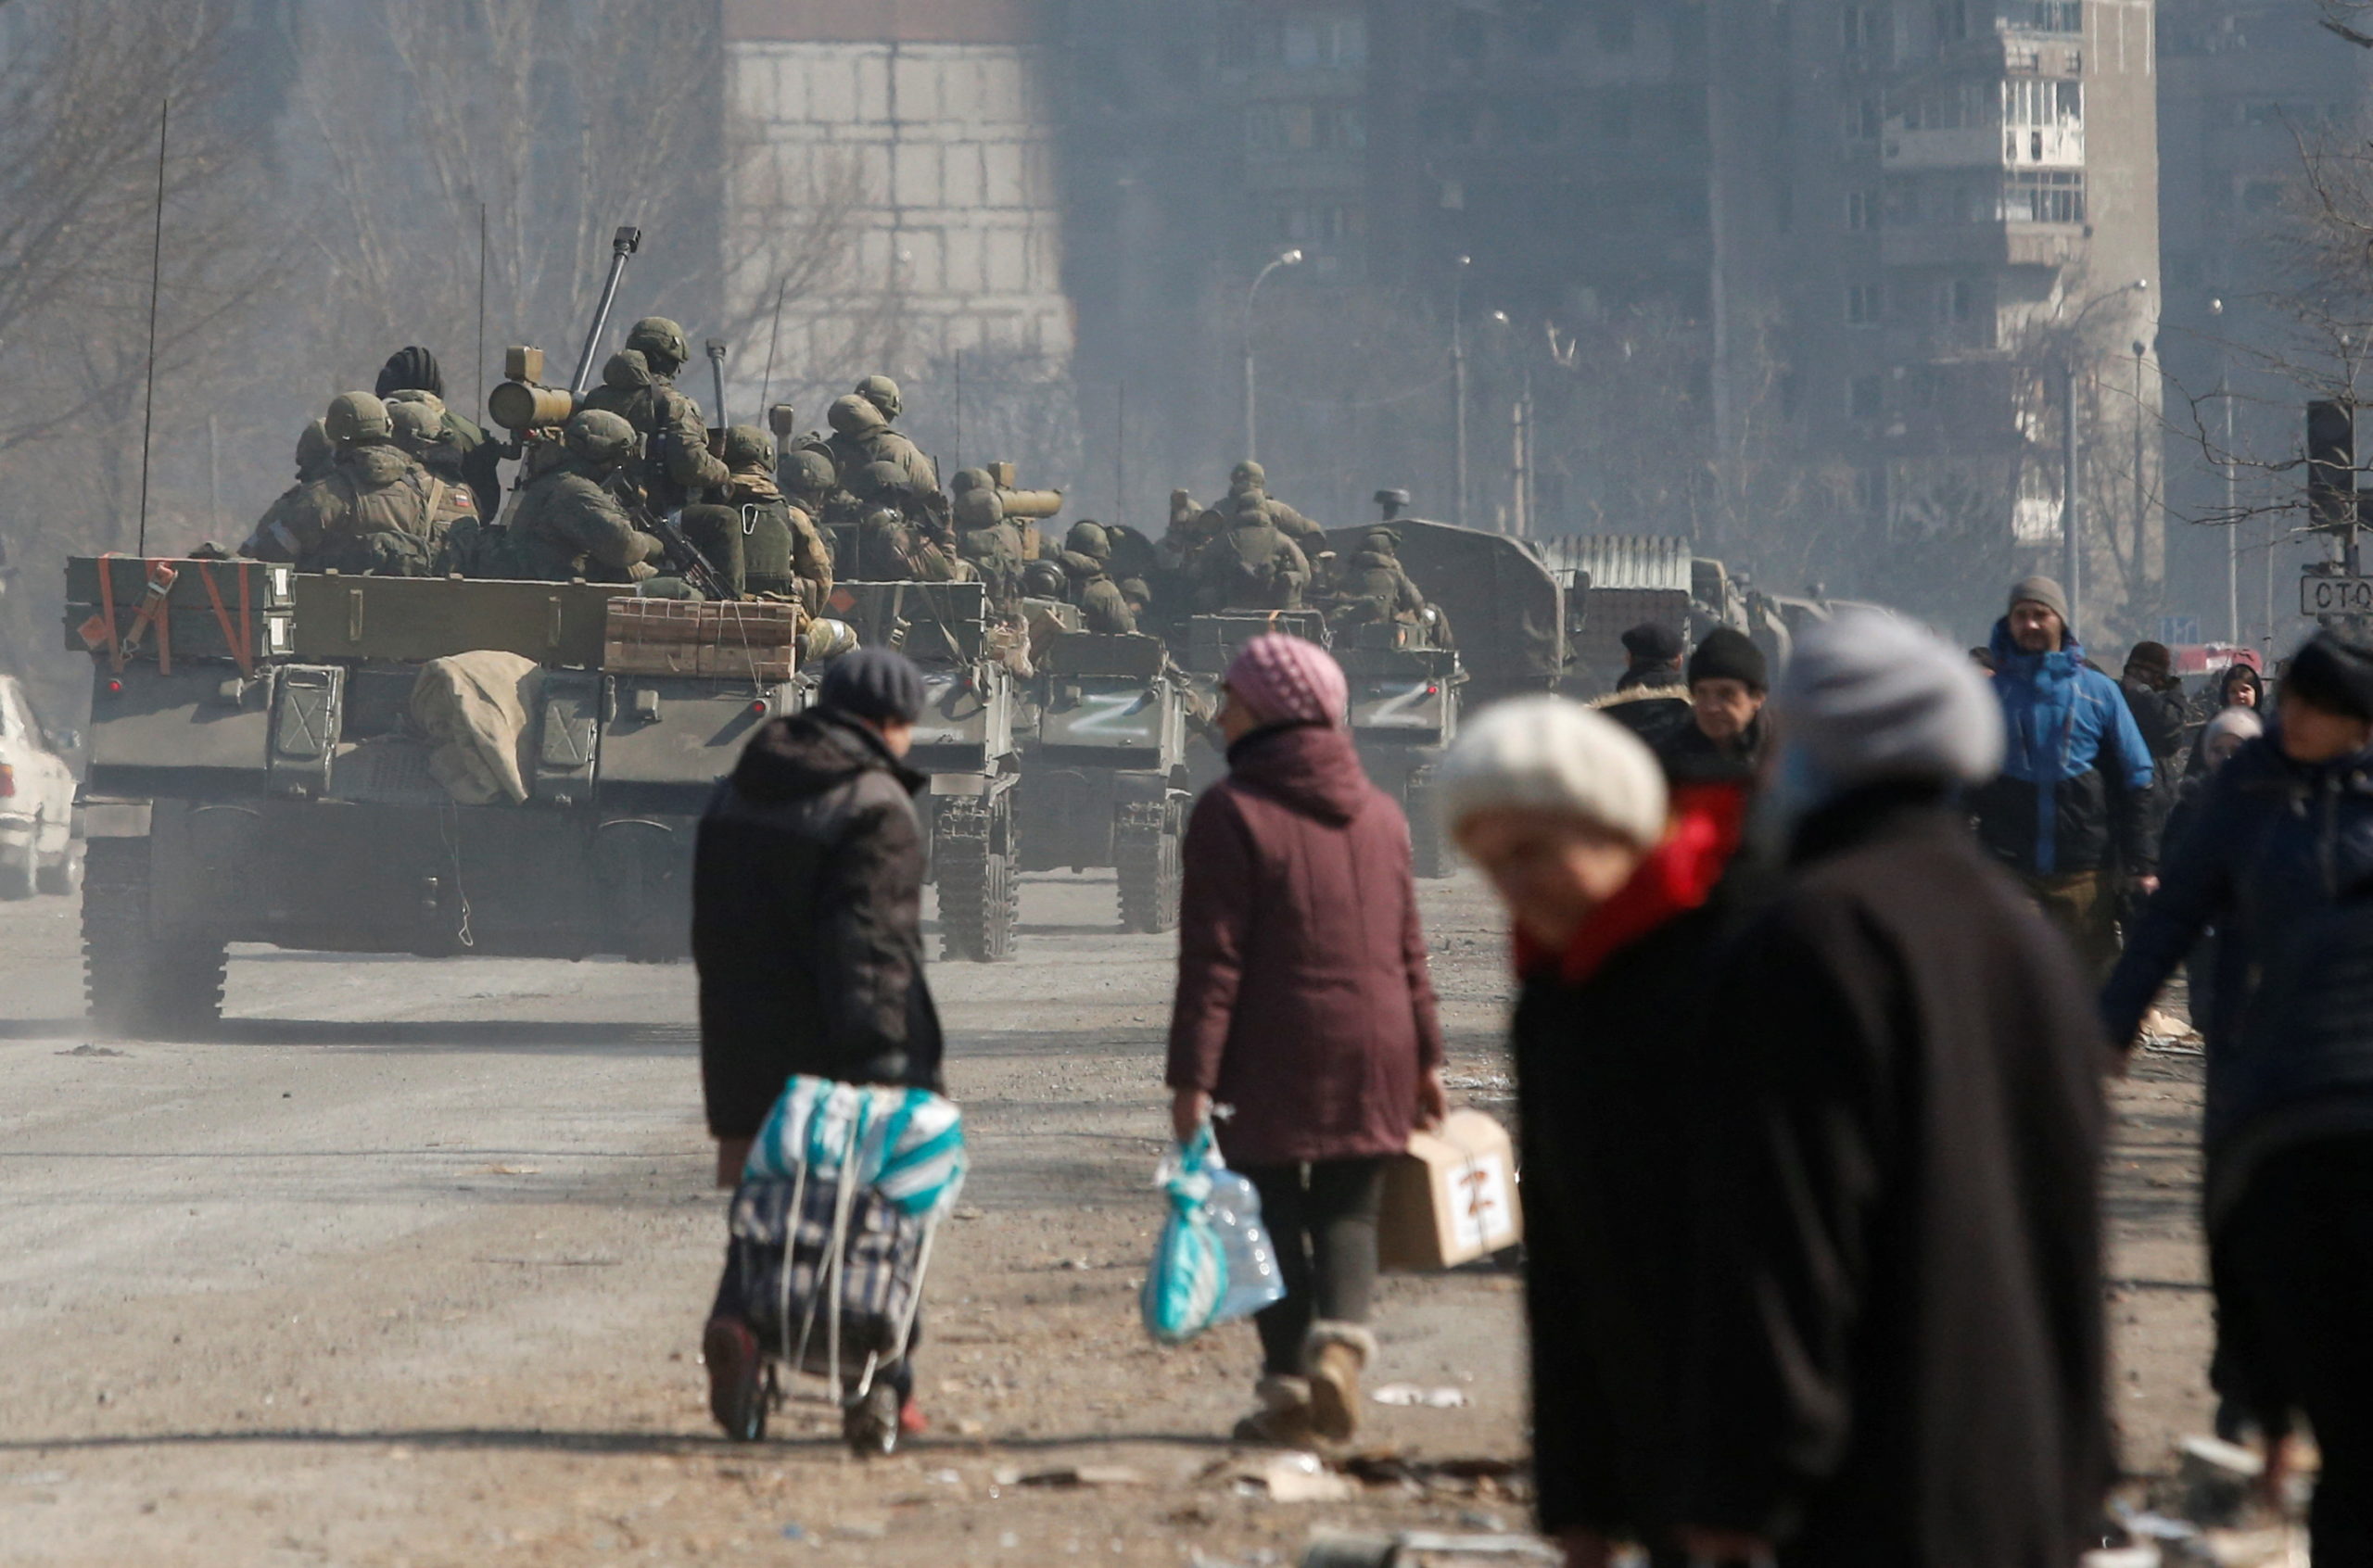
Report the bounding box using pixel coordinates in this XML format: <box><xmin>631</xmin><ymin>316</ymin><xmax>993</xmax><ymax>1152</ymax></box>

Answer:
<box><xmin>1969</xmin><ymin>619</ymin><xmax>2156</xmax><ymax>876</ymax></box>
<box><xmin>1165</xmin><ymin>721</ymin><xmax>1444</xmax><ymax>1166</ymax></box>
<box><xmin>2102</xmin><ymin>733</ymin><xmax>2373</xmax><ymax>1199</ymax></box>
<box><xmin>1653</xmin><ymin>708</ymin><xmax>1768</xmax><ymax>787</ymax></box>
<box><xmin>695</xmin><ymin>710</ymin><xmax>945</xmax><ymax>1139</ymax></box>
<box><xmin>1592</xmin><ymin>685</ymin><xmax>1695</xmax><ymax>758</ymax></box>
<box><xmin>581</xmin><ymin>349</ymin><xmax>730</xmax><ymax>512</ymax></box>
<box><xmin>1516</xmin><ymin>783</ymin><xmax>1756</xmax><ymax>1541</ymax></box>
<box><xmin>2122</xmin><ymin>675</ymin><xmax>2188</xmax><ymax>855</ymax></box>
<box><xmin>1677</xmin><ymin>787</ymin><xmax>2110</xmax><ymax>1565</ymax></box>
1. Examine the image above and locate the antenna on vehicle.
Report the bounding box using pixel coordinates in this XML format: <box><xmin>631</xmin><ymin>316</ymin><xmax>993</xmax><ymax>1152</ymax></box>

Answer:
<box><xmin>134</xmin><ymin>99</ymin><xmax>168</xmax><ymax>557</ymax></box>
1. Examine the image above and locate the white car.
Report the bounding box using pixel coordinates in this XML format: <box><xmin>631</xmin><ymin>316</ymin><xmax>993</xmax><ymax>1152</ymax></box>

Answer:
<box><xmin>0</xmin><ymin>673</ymin><xmax>78</xmax><ymax>898</ymax></box>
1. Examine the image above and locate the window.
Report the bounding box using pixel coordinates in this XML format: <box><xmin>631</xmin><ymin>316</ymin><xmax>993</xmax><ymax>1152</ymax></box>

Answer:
<box><xmin>1841</xmin><ymin>6</ymin><xmax>1889</xmax><ymax>56</ymax></box>
<box><xmin>2003</xmin><ymin>170</ymin><xmax>2085</xmax><ymax>222</ymax></box>
<box><xmin>1250</xmin><ymin>102</ymin><xmax>1366</xmax><ymax>152</ymax></box>
<box><xmin>1846</xmin><ymin>187</ymin><xmax>1884</xmax><ymax>230</ymax></box>
<box><xmin>1274</xmin><ymin>202</ymin><xmax>1365</xmax><ymax>243</ymax></box>
<box><xmin>1935</xmin><ymin>0</ymin><xmax>1973</xmax><ymax>43</ymax></box>
<box><xmin>1846</xmin><ymin>94</ymin><xmax>1884</xmax><ymax>141</ymax></box>
<box><xmin>1850</xmin><ymin>374</ymin><xmax>1884</xmax><ymax>420</ymax></box>
<box><xmin>2004</xmin><ymin>1</ymin><xmax>2083</xmax><ymax>34</ymax></box>
<box><xmin>2003</xmin><ymin>78</ymin><xmax>2082</xmax><ymax>129</ymax></box>
<box><xmin>1847</xmin><ymin>284</ymin><xmax>1884</xmax><ymax>325</ymax></box>
<box><xmin>1940</xmin><ymin>278</ymin><xmax>1975</xmax><ymax>322</ymax></box>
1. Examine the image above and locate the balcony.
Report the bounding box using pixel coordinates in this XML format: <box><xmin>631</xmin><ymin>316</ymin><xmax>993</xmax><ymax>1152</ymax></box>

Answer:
<box><xmin>1884</xmin><ymin>124</ymin><xmax>2082</xmax><ymax>171</ymax></box>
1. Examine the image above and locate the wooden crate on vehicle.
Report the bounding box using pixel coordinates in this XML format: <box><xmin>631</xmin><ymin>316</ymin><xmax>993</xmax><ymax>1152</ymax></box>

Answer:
<box><xmin>603</xmin><ymin>598</ymin><xmax>798</xmax><ymax>682</ymax></box>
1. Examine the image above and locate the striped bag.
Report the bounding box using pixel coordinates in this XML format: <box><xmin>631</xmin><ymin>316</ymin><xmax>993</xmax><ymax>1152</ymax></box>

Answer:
<box><xmin>743</xmin><ymin>1076</ymin><xmax>968</xmax><ymax>1219</ymax></box>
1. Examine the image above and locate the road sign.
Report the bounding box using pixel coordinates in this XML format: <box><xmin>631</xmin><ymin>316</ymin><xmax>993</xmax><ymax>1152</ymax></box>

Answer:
<box><xmin>2302</xmin><ymin>575</ymin><xmax>2373</xmax><ymax>616</ymax></box>
<box><xmin>2158</xmin><ymin>615</ymin><xmax>2202</xmax><ymax>645</ymax></box>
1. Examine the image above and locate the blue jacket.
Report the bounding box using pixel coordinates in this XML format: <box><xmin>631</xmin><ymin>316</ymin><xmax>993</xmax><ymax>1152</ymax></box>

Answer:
<box><xmin>1969</xmin><ymin>618</ymin><xmax>2156</xmax><ymax>876</ymax></box>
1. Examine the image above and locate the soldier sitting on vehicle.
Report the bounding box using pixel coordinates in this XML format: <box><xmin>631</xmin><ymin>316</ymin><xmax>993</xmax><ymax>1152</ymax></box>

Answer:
<box><xmin>1202</xmin><ymin>460</ymin><xmax>1324</xmax><ymax>551</ymax></box>
<box><xmin>579</xmin><ymin>319</ymin><xmax>730</xmax><ymax>512</ymax></box>
<box><xmin>387</xmin><ymin>398</ymin><xmax>484</xmax><ymax>573</ymax></box>
<box><xmin>375</xmin><ymin>347</ymin><xmax>502</xmax><ymax>517</ymax></box>
<box><xmin>1326</xmin><ymin>525</ymin><xmax>1428</xmax><ymax>632</ymax></box>
<box><xmin>851</xmin><ymin>462</ymin><xmax>969</xmax><ymax>583</ymax></box>
<box><xmin>954</xmin><ymin>485</ymin><xmax>1027</xmax><ymax>610</ymax></box>
<box><xmin>1058</xmin><ymin>522</ymin><xmax>1138</xmax><ymax>635</ymax></box>
<box><xmin>241</xmin><ymin>392</ymin><xmax>448</xmax><ymax>577</ymax></box>
<box><xmin>1194</xmin><ymin>492</ymin><xmax>1312</xmax><ymax>612</ymax></box>
<box><xmin>719</xmin><ymin>425</ymin><xmax>832</xmax><ymax>610</ymax></box>
<box><xmin>825</xmin><ymin>388</ymin><xmax>939</xmax><ymax>500</ymax></box>
<box><xmin>479</xmin><ymin>409</ymin><xmax>663</xmax><ymax>585</ymax></box>
<box><xmin>251</xmin><ymin>419</ymin><xmax>336</xmax><ymax>533</ymax></box>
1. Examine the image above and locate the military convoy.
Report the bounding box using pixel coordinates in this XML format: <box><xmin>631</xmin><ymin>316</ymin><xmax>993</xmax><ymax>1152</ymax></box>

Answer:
<box><xmin>65</xmin><ymin>557</ymin><xmax>799</xmax><ymax>1035</ymax></box>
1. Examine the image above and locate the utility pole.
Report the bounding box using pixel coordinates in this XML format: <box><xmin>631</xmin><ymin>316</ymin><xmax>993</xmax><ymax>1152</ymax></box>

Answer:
<box><xmin>2062</xmin><ymin>359</ymin><xmax>2081</xmax><ymax>623</ymax></box>
<box><xmin>2214</xmin><ymin>299</ymin><xmax>2238</xmax><ymax>644</ymax></box>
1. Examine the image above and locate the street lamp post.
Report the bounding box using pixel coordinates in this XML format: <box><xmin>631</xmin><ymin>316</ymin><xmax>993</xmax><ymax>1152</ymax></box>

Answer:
<box><xmin>1453</xmin><ymin>255</ymin><xmax>1472</xmax><ymax>528</ymax></box>
<box><xmin>2213</xmin><ymin>298</ymin><xmax>2239</xmax><ymax>644</ymax></box>
<box><xmin>2056</xmin><ymin>278</ymin><xmax>2151</xmax><ymax>629</ymax></box>
<box><xmin>1242</xmin><ymin>248</ymin><xmax>1303</xmax><ymax>463</ymax></box>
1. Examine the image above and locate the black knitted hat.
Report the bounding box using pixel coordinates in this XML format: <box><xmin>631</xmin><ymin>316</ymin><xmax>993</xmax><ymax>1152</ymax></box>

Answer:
<box><xmin>1620</xmin><ymin>621</ymin><xmax>1685</xmax><ymax>664</ymax></box>
<box><xmin>1688</xmin><ymin>626</ymin><xmax>1769</xmax><ymax>692</ymax></box>
<box><xmin>818</xmin><ymin>648</ymin><xmax>927</xmax><ymax>725</ymax></box>
<box><xmin>2284</xmin><ymin>632</ymin><xmax>2373</xmax><ymax>723</ymax></box>
<box><xmin>375</xmin><ymin>346</ymin><xmax>445</xmax><ymax>399</ymax></box>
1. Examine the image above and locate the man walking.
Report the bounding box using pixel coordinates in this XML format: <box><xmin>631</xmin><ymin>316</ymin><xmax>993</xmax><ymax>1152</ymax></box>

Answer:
<box><xmin>1675</xmin><ymin>611</ymin><xmax>2110</xmax><ymax>1568</ymax></box>
<box><xmin>1970</xmin><ymin>575</ymin><xmax>2156</xmax><ymax>974</ymax></box>
<box><xmin>692</xmin><ymin>649</ymin><xmax>942</xmax><ymax>1440</ymax></box>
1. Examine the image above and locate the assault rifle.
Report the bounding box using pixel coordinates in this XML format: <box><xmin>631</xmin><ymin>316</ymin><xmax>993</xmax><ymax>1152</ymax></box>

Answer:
<box><xmin>598</xmin><ymin>468</ymin><xmax>733</xmax><ymax>601</ymax></box>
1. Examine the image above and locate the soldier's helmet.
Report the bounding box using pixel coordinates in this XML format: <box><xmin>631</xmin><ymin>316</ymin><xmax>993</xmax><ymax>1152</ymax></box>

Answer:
<box><xmin>387</xmin><ymin>398</ymin><xmax>449</xmax><ymax>454</ymax></box>
<box><xmin>564</xmin><ymin>408</ymin><xmax>638</xmax><ymax>466</ymax></box>
<box><xmin>384</xmin><ymin>386</ymin><xmax>449</xmax><ymax>419</ymax></box>
<box><xmin>722</xmin><ymin>424</ymin><xmax>775</xmax><ymax>474</ymax></box>
<box><xmin>954</xmin><ymin>487</ymin><xmax>1006</xmax><ymax>529</ymax></box>
<box><xmin>782</xmin><ymin>449</ymin><xmax>836</xmax><ymax>495</ymax></box>
<box><xmin>1230</xmin><ymin>460</ymin><xmax>1266</xmax><ymax>490</ymax></box>
<box><xmin>827</xmin><ymin>392</ymin><xmax>888</xmax><ymax>436</ymax></box>
<box><xmin>857</xmin><ymin>459</ymin><xmax>910</xmax><ymax>501</ymax></box>
<box><xmin>1362</xmin><ymin>525</ymin><xmax>1402</xmax><ymax>553</ymax></box>
<box><xmin>1065</xmin><ymin>521</ymin><xmax>1112</xmax><ymax>562</ymax></box>
<box><xmin>856</xmin><ymin>374</ymin><xmax>903</xmax><ymax>420</ymax></box>
<box><xmin>295</xmin><ymin>418</ymin><xmax>335</xmax><ymax>476</ymax></box>
<box><xmin>324</xmin><ymin>391</ymin><xmax>394</xmax><ymax>448</ymax></box>
<box><xmin>624</xmin><ymin>316</ymin><xmax>690</xmax><ymax>370</ymax></box>
<box><xmin>950</xmin><ymin>467</ymin><xmax>993</xmax><ymax>495</ymax></box>
<box><xmin>1020</xmin><ymin>560</ymin><xmax>1067</xmax><ymax>600</ymax></box>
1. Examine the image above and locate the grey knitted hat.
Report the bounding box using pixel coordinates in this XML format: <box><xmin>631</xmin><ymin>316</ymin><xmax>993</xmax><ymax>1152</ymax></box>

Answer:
<box><xmin>2008</xmin><ymin>575</ymin><xmax>2070</xmax><ymax>626</ymax></box>
<box><xmin>1771</xmin><ymin>610</ymin><xmax>2003</xmax><ymax>789</ymax></box>
<box><xmin>818</xmin><ymin>648</ymin><xmax>926</xmax><ymax>725</ymax></box>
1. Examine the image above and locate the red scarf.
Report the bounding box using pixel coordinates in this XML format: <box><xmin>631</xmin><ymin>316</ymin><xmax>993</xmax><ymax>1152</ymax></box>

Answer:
<box><xmin>1515</xmin><ymin>782</ymin><xmax>1747</xmax><ymax>986</ymax></box>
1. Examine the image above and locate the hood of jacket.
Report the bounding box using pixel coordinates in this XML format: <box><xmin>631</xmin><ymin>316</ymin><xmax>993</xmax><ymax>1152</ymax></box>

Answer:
<box><xmin>2225</xmin><ymin>728</ymin><xmax>2373</xmax><ymax>798</ymax></box>
<box><xmin>828</xmin><ymin>393</ymin><xmax>888</xmax><ymax>437</ymax></box>
<box><xmin>1225</xmin><ymin>721</ymin><xmax>1370</xmax><ymax>826</ymax></box>
<box><xmin>730</xmin><ymin>710</ymin><xmax>924</xmax><ymax>805</ymax></box>
<box><xmin>340</xmin><ymin>444</ymin><xmax>414</xmax><ymax>488</ymax></box>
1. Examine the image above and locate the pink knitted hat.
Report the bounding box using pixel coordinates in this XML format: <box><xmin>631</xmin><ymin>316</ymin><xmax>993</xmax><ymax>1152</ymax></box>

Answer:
<box><xmin>1225</xmin><ymin>633</ymin><xmax>1348</xmax><ymax>727</ymax></box>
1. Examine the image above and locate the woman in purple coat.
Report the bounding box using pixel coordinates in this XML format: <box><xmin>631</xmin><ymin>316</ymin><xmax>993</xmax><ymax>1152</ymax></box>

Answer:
<box><xmin>1165</xmin><ymin>633</ymin><xmax>1447</xmax><ymax>1446</ymax></box>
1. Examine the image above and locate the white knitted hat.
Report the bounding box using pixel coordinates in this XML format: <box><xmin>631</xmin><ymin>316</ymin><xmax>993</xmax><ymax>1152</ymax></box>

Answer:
<box><xmin>1434</xmin><ymin>695</ymin><xmax>1669</xmax><ymax>851</ymax></box>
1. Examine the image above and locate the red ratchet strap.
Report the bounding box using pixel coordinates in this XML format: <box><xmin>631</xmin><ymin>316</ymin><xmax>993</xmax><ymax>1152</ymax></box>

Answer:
<box><xmin>195</xmin><ymin>559</ymin><xmax>255</xmax><ymax>679</ymax></box>
<box><xmin>96</xmin><ymin>553</ymin><xmax>125</xmax><ymax>672</ymax></box>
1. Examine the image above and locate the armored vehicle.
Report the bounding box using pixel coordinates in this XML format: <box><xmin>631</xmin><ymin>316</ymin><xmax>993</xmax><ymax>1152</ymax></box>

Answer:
<box><xmin>1174</xmin><ymin>610</ymin><xmax>1332</xmax><ymax>795</ymax></box>
<box><xmin>65</xmin><ymin>555</ymin><xmax>797</xmax><ymax>1036</ymax></box>
<box><xmin>1017</xmin><ymin>629</ymin><xmax>1192</xmax><ymax>932</ymax></box>
<box><xmin>818</xmin><ymin>579</ymin><xmax>1022</xmax><ymax>962</ymax></box>
<box><xmin>1330</xmin><ymin>622</ymin><xmax>1461</xmax><ymax>879</ymax></box>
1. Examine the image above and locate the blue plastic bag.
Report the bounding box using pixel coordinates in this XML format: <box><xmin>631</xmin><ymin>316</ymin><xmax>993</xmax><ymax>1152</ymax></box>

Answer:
<box><xmin>1141</xmin><ymin>1126</ymin><xmax>1227</xmax><ymax>1345</ymax></box>
<box><xmin>1204</xmin><ymin>1167</ymin><xmax>1287</xmax><ymax>1325</ymax></box>
<box><xmin>1140</xmin><ymin>1126</ymin><xmax>1286</xmax><ymax>1344</ymax></box>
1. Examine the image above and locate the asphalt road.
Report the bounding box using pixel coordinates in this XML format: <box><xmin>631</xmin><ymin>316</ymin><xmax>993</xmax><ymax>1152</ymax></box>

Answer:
<box><xmin>0</xmin><ymin>862</ymin><xmax>2216</xmax><ymax>1567</ymax></box>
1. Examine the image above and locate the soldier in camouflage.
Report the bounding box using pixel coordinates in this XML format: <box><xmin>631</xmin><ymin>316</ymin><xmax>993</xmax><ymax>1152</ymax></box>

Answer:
<box><xmin>387</xmin><ymin>398</ymin><xmax>483</xmax><ymax>550</ymax></box>
<box><xmin>374</xmin><ymin>347</ymin><xmax>502</xmax><ymax>517</ymax></box>
<box><xmin>579</xmin><ymin>319</ymin><xmax>730</xmax><ymax>512</ymax></box>
<box><xmin>1193</xmin><ymin>491</ymin><xmax>1311</xmax><ymax>611</ymax></box>
<box><xmin>240</xmin><ymin>392</ymin><xmax>447</xmax><ymax>577</ymax></box>
<box><xmin>1326</xmin><ymin>525</ymin><xmax>1428</xmax><ymax>631</ymax></box>
<box><xmin>824</xmin><ymin>392</ymin><xmax>939</xmax><ymax>499</ymax></box>
<box><xmin>250</xmin><ymin>419</ymin><xmax>337</xmax><ymax>533</ymax></box>
<box><xmin>954</xmin><ymin>486</ymin><xmax>1027</xmax><ymax>610</ymax></box>
<box><xmin>1201</xmin><ymin>460</ymin><xmax>1324</xmax><ymax>551</ymax></box>
<box><xmin>720</xmin><ymin>425</ymin><xmax>832</xmax><ymax>609</ymax></box>
<box><xmin>486</xmin><ymin>409</ymin><xmax>662</xmax><ymax>585</ymax></box>
<box><xmin>1057</xmin><ymin>521</ymin><xmax>1137</xmax><ymax>635</ymax></box>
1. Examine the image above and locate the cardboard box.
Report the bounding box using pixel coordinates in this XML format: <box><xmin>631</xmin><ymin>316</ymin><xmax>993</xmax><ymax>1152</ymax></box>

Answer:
<box><xmin>1377</xmin><ymin>1108</ymin><xmax>1522</xmax><ymax>1271</ymax></box>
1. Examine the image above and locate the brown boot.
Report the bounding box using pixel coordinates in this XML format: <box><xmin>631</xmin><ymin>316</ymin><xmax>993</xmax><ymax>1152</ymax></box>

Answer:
<box><xmin>1231</xmin><ymin>1374</ymin><xmax>1316</xmax><ymax>1448</ymax></box>
<box><xmin>1304</xmin><ymin>1321</ymin><xmax>1375</xmax><ymax>1443</ymax></box>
